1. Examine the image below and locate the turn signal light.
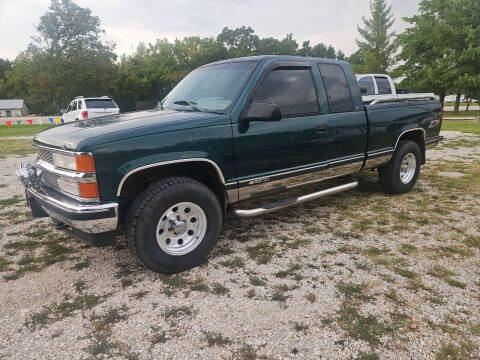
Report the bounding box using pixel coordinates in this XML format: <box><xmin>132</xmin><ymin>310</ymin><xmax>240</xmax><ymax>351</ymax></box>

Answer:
<box><xmin>79</xmin><ymin>182</ymin><xmax>99</xmax><ymax>198</ymax></box>
<box><xmin>82</xmin><ymin>110</ymin><xmax>88</xmax><ymax>119</ymax></box>
<box><xmin>75</xmin><ymin>155</ymin><xmax>95</xmax><ymax>172</ymax></box>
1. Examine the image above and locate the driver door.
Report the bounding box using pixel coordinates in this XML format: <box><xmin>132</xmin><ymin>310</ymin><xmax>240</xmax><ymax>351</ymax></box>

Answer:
<box><xmin>232</xmin><ymin>64</ymin><xmax>331</xmax><ymax>201</ymax></box>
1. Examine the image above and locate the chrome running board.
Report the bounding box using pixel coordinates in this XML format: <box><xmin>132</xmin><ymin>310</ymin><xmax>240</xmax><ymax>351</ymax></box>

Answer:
<box><xmin>232</xmin><ymin>181</ymin><xmax>358</xmax><ymax>217</ymax></box>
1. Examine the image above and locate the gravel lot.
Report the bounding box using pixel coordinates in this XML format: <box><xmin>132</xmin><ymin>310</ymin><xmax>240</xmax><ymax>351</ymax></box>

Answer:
<box><xmin>0</xmin><ymin>131</ymin><xmax>479</xmax><ymax>360</ymax></box>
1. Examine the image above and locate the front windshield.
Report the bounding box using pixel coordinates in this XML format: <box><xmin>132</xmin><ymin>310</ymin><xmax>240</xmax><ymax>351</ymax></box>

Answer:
<box><xmin>162</xmin><ymin>61</ymin><xmax>257</xmax><ymax>113</ymax></box>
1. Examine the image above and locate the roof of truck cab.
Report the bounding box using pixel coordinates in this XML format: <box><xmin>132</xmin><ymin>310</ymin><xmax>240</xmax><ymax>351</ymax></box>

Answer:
<box><xmin>202</xmin><ymin>55</ymin><xmax>346</xmax><ymax>67</ymax></box>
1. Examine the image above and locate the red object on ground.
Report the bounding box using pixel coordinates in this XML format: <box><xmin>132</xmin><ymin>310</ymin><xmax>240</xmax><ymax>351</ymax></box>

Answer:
<box><xmin>27</xmin><ymin>119</ymin><xmax>33</xmax><ymax>125</ymax></box>
<box><xmin>6</xmin><ymin>121</ymin><xmax>11</xmax><ymax>128</ymax></box>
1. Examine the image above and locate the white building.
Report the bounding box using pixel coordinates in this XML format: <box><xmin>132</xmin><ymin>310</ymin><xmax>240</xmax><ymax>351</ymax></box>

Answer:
<box><xmin>0</xmin><ymin>99</ymin><xmax>28</xmax><ymax>117</ymax></box>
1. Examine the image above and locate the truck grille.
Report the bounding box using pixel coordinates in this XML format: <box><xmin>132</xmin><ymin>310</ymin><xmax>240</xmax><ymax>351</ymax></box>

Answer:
<box><xmin>37</xmin><ymin>148</ymin><xmax>54</xmax><ymax>164</ymax></box>
<box><xmin>40</xmin><ymin>169</ymin><xmax>59</xmax><ymax>189</ymax></box>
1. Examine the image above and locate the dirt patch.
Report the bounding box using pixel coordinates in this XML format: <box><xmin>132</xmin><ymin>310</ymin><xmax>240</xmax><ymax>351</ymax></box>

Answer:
<box><xmin>0</xmin><ymin>131</ymin><xmax>479</xmax><ymax>359</ymax></box>
<box><xmin>438</xmin><ymin>171</ymin><xmax>465</xmax><ymax>178</ymax></box>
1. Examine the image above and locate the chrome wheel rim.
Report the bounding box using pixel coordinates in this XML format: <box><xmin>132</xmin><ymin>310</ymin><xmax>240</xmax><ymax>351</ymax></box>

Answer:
<box><xmin>399</xmin><ymin>153</ymin><xmax>416</xmax><ymax>184</ymax></box>
<box><xmin>156</xmin><ymin>202</ymin><xmax>207</xmax><ymax>256</ymax></box>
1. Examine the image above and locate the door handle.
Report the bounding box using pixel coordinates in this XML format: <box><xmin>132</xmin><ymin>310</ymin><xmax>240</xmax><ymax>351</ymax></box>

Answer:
<box><xmin>316</xmin><ymin>124</ymin><xmax>328</xmax><ymax>133</ymax></box>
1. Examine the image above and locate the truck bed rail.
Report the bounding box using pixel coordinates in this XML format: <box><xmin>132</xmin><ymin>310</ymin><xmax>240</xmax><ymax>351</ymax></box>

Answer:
<box><xmin>369</xmin><ymin>96</ymin><xmax>437</xmax><ymax>105</ymax></box>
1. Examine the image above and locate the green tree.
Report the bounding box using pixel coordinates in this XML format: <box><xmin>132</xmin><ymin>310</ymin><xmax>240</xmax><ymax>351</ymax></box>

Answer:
<box><xmin>218</xmin><ymin>26</ymin><xmax>259</xmax><ymax>58</ymax></box>
<box><xmin>395</xmin><ymin>0</ymin><xmax>480</xmax><ymax>108</ymax></box>
<box><xmin>347</xmin><ymin>50</ymin><xmax>366</xmax><ymax>73</ymax></box>
<box><xmin>256</xmin><ymin>34</ymin><xmax>298</xmax><ymax>55</ymax></box>
<box><xmin>6</xmin><ymin>0</ymin><xmax>116</xmax><ymax>114</ymax></box>
<box><xmin>0</xmin><ymin>59</ymin><xmax>11</xmax><ymax>80</ymax></box>
<box><xmin>0</xmin><ymin>58</ymin><xmax>13</xmax><ymax>98</ymax></box>
<box><xmin>356</xmin><ymin>0</ymin><xmax>397</xmax><ymax>73</ymax></box>
<box><xmin>297</xmin><ymin>41</ymin><xmax>340</xmax><ymax>59</ymax></box>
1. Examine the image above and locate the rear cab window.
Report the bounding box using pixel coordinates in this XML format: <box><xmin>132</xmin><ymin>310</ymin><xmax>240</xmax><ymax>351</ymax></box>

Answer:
<box><xmin>374</xmin><ymin>76</ymin><xmax>392</xmax><ymax>94</ymax></box>
<box><xmin>85</xmin><ymin>99</ymin><xmax>118</xmax><ymax>109</ymax></box>
<box><xmin>252</xmin><ymin>67</ymin><xmax>319</xmax><ymax>118</ymax></box>
<box><xmin>358</xmin><ymin>76</ymin><xmax>375</xmax><ymax>95</ymax></box>
<box><xmin>317</xmin><ymin>63</ymin><xmax>354</xmax><ymax>113</ymax></box>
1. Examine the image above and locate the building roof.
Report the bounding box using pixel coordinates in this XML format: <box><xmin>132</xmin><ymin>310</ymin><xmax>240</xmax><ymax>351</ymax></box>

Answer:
<box><xmin>0</xmin><ymin>99</ymin><xmax>25</xmax><ymax>110</ymax></box>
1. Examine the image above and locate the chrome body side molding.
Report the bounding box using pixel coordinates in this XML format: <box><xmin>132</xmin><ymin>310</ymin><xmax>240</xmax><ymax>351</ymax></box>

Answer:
<box><xmin>234</xmin><ymin>154</ymin><xmax>364</xmax><ymax>203</ymax></box>
<box><xmin>364</xmin><ymin>148</ymin><xmax>395</xmax><ymax>170</ymax></box>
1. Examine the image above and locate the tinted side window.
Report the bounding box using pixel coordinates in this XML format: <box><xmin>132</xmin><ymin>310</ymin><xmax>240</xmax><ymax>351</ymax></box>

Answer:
<box><xmin>358</xmin><ymin>76</ymin><xmax>375</xmax><ymax>95</ymax></box>
<box><xmin>375</xmin><ymin>77</ymin><xmax>392</xmax><ymax>94</ymax></box>
<box><xmin>317</xmin><ymin>63</ymin><xmax>354</xmax><ymax>113</ymax></box>
<box><xmin>253</xmin><ymin>68</ymin><xmax>319</xmax><ymax>117</ymax></box>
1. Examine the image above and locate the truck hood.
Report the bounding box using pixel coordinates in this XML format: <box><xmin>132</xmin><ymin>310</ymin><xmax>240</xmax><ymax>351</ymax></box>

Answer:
<box><xmin>33</xmin><ymin>109</ymin><xmax>227</xmax><ymax>151</ymax></box>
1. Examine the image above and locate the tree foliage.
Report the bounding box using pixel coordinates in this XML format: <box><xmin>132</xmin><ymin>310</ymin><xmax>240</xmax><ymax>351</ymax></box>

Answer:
<box><xmin>0</xmin><ymin>0</ymin><xmax>346</xmax><ymax>114</ymax></box>
<box><xmin>395</xmin><ymin>0</ymin><xmax>480</xmax><ymax>106</ymax></box>
<box><xmin>356</xmin><ymin>0</ymin><xmax>398</xmax><ymax>73</ymax></box>
<box><xmin>0</xmin><ymin>0</ymin><xmax>116</xmax><ymax>114</ymax></box>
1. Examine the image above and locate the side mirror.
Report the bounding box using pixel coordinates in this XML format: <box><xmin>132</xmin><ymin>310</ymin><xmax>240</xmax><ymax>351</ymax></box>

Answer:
<box><xmin>245</xmin><ymin>103</ymin><xmax>281</xmax><ymax>122</ymax></box>
<box><xmin>360</xmin><ymin>87</ymin><xmax>368</xmax><ymax>94</ymax></box>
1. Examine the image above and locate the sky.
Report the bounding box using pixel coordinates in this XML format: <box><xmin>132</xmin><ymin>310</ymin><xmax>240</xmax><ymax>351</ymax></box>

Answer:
<box><xmin>0</xmin><ymin>0</ymin><xmax>421</xmax><ymax>61</ymax></box>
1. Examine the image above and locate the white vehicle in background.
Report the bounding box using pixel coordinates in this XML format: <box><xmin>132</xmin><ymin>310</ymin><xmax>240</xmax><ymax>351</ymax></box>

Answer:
<box><xmin>356</xmin><ymin>74</ymin><xmax>435</xmax><ymax>104</ymax></box>
<box><xmin>62</xmin><ymin>96</ymin><xmax>120</xmax><ymax>123</ymax></box>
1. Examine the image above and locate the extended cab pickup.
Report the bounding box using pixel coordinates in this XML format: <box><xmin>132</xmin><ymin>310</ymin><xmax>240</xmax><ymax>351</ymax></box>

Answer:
<box><xmin>17</xmin><ymin>56</ymin><xmax>443</xmax><ymax>273</ymax></box>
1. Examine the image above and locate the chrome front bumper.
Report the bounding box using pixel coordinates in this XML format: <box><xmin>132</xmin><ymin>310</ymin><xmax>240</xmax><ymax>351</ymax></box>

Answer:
<box><xmin>17</xmin><ymin>163</ymin><xmax>118</xmax><ymax>234</ymax></box>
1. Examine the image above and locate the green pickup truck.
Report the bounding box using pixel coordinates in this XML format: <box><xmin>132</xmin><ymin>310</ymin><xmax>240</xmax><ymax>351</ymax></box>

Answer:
<box><xmin>17</xmin><ymin>55</ymin><xmax>442</xmax><ymax>273</ymax></box>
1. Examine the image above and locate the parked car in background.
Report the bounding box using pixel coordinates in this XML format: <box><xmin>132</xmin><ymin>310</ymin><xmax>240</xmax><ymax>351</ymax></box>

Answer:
<box><xmin>62</xmin><ymin>96</ymin><xmax>120</xmax><ymax>123</ymax></box>
<box><xmin>18</xmin><ymin>56</ymin><xmax>442</xmax><ymax>274</ymax></box>
<box><xmin>356</xmin><ymin>74</ymin><xmax>435</xmax><ymax>104</ymax></box>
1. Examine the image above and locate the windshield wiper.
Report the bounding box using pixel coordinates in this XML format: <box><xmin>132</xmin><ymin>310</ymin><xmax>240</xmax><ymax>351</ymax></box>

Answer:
<box><xmin>173</xmin><ymin>100</ymin><xmax>202</xmax><ymax>112</ymax></box>
<box><xmin>171</xmin><ymin>100</ymin><xmax>224</xmax><ymax>115</ymax></box>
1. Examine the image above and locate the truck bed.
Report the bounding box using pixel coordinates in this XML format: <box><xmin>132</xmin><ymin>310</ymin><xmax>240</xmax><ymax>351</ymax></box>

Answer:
<box><xmin>364</xmin><ymin>99</ymin><xmax>442</xmax><ymax>156</ymax></box>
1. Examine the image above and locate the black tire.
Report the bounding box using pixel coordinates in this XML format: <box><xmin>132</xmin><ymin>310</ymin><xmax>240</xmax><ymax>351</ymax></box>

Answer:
<box><xmin>125</xmin><ymin>177</ymin><xmax>222</xmax><ymax>273</ymax></box>
<box><xmin>379</xmin><ymin>140</ymin><xmax>421</xmax><ymax>194</ymax></box>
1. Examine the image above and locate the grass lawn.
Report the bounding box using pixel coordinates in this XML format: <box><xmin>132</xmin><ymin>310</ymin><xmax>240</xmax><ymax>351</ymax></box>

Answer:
<box><xmin>0</xmin><ymin>139</ymin><xmax>36</xmax><ymax>159</ymax></box>
<box><xmin>0</xmin><ymin>124</ymin><xmax>52</xmax><ymax>137</ymax></box>
<box><xmin>444</xmin><ymin>110</ymin><xmax>480</xmax><ymax>118</ymax></box>
<box><xmin>442</xmin><ymin>119</ymin><xmax>480</xmax><ymax>135</ymax></box>
<box><xmin>444</xmin><ymin>102</ymin><xmax>473</xmax><ymax>106</ymax></box>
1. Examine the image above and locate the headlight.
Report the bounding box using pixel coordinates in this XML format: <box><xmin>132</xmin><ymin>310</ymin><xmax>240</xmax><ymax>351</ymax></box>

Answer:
<box><xmin>52</xmin><ymin>153</ymin><xmax>95</xmax><ymax>172</ymax></box>
<box><xmin>57</xmin><ymin>177</ymin><xmax>81</xmax><ymax>196</ymax></box>
<box><xmin>52</xmin><ymin>153</ymin><xmax>76</xmax><ymax>171</ymax></box>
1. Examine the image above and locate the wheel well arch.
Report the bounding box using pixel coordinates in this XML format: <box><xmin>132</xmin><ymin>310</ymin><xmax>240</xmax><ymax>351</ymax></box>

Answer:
<box><xmin>117</xmin><ymin>160</ymin><xmax>226</xmax><ymax>221</ymax></box>
<box><xmin>395</xmin><ymin>128</ymin><xmax>426</xmax><ymax>164</ymax></box>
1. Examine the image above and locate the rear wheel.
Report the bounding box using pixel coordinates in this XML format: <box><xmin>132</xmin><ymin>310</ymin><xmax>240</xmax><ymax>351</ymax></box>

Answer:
<box><xmin>126</xmin><ymin>177</ymin><xmax>222</xmax><ymax>273</ymax></box>
<box><xmin>379</xmin><ymin>140</ymin><xmax>421</xmax><ymax>194</ymax></box>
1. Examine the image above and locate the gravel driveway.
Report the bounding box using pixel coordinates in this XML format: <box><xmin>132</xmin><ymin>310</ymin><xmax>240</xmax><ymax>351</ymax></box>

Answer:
<box><xmin>0</xmin><ymin>131</ymin><xmax>479</xmax><ymax>360</ymax></box>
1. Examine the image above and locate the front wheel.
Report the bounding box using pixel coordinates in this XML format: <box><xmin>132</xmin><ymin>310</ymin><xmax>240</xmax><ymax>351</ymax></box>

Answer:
<box><xmin>126</xmin><ymin>177</ymin><xmax>222</xmax><ymax>273</ymax></box>
<box><xmin>379</xmin><ymin>140</ymin><xmax>421</xmax><ymax>194</ymax></box>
